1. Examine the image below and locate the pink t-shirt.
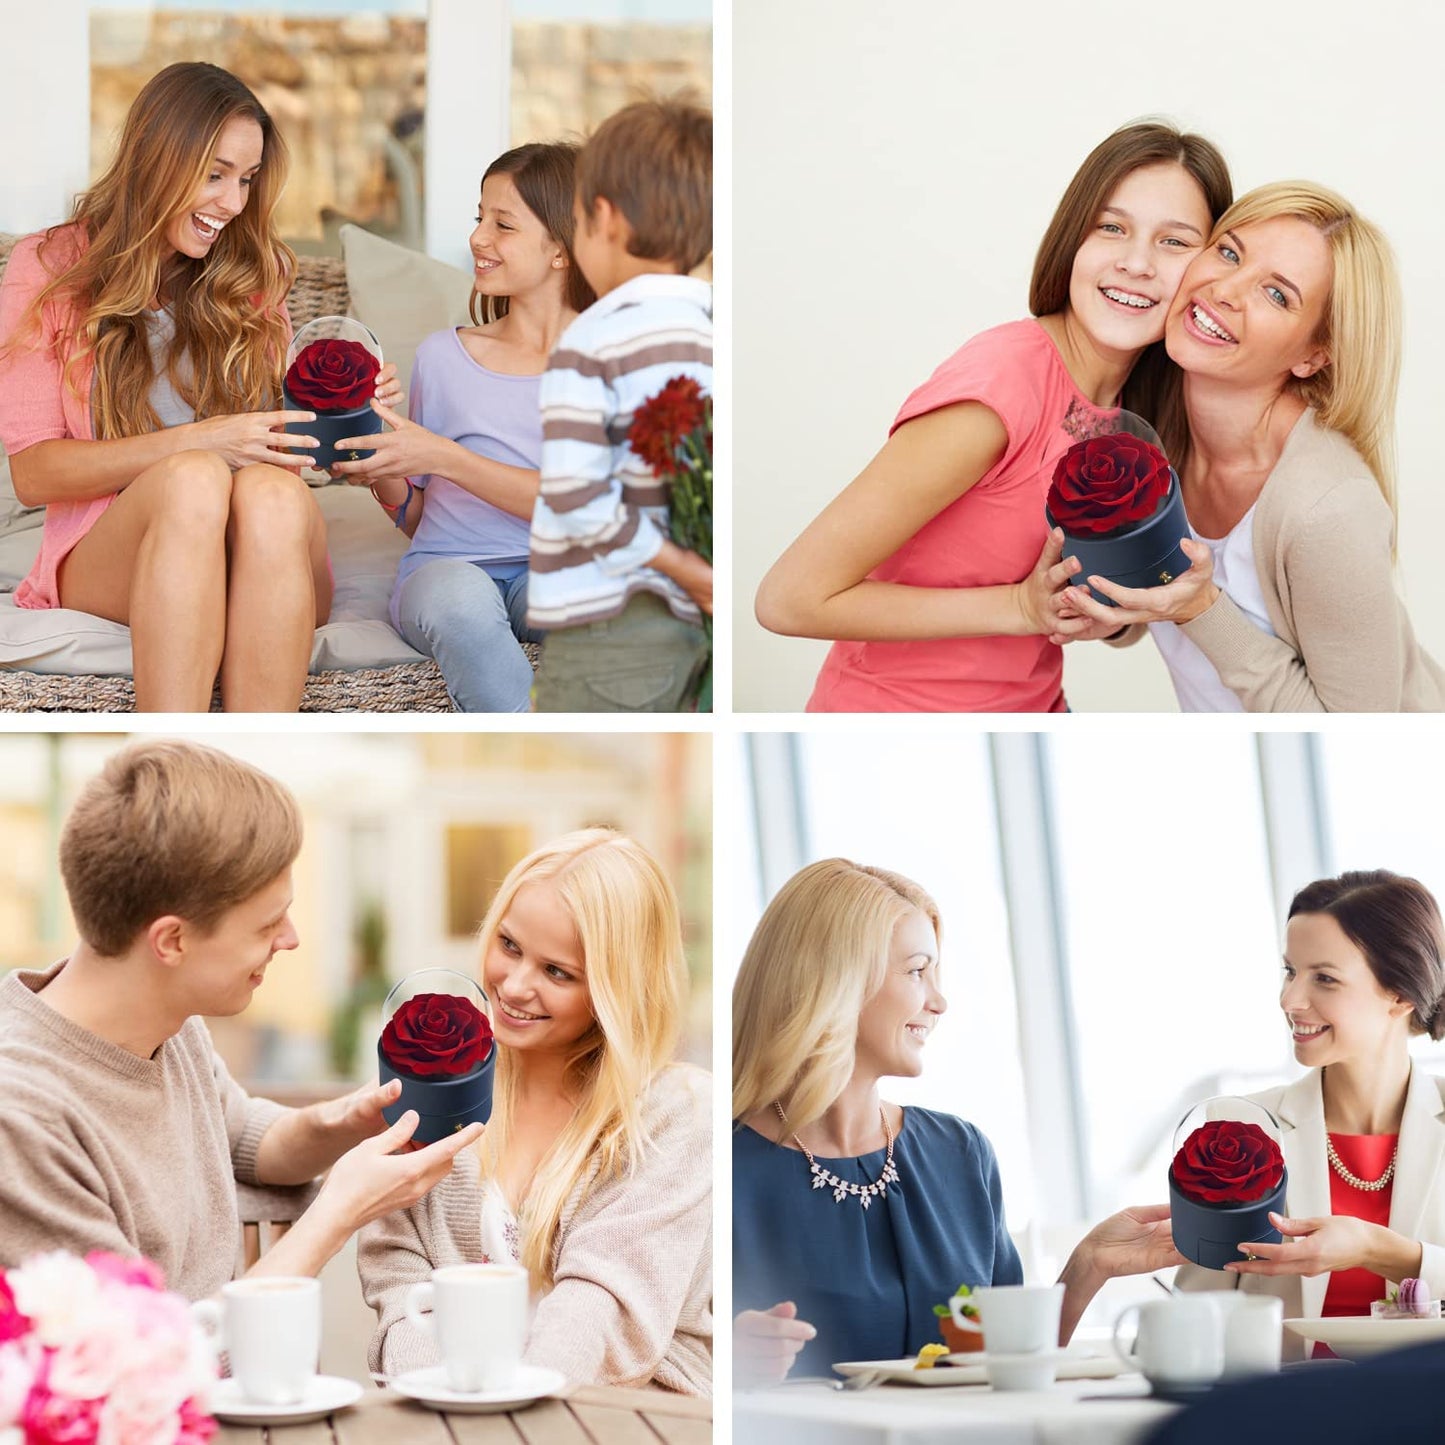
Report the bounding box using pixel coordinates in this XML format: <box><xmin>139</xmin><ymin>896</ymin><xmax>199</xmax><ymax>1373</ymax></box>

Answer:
<box><xmin>807</xmin><ymin>320</ymin><xmax>1117</xmax><ymax>713</ymax></box>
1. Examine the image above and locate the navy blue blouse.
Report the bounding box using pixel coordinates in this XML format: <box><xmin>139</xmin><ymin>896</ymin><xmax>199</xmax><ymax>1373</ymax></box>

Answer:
<box><xmin>733</xmin><ymin>1107</ymin><xmax>1023</xmax><ymax>1373</ymax></box>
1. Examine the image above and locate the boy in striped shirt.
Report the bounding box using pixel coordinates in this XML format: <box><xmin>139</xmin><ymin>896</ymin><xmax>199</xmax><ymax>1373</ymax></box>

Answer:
<box><xmin>528</xmin><ymin>99</ymin><xmax>712</xmax><ymax>711</ymax></box>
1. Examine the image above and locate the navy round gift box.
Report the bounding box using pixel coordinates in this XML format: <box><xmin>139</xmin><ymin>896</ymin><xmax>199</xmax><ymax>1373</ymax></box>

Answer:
<box><xmin>1047</xmin><ymin>467</ymin><xmax>1192</xmax><ymax>607</ymax></box>
<box><xmin>283</xmin><ymin>386</ymin><xmax>384</xmax><ymax>474</ymax></box>
<box><xmin>1169</xmin><ymin>1164</ymin><xmax>1288</xmax><ymax>1271</ymax></box>
<box><xmin>378</xmin><ymin>1040</ymin><xmax>495</xmax><ymax>1145</ymax></box>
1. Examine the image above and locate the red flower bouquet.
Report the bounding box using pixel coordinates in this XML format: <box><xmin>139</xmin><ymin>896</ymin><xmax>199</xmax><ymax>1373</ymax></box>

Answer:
<box><xmin>628</xmin><ymin>375</ymin><xmax>713</xmax><ymax>710</ymax></box>
<box><xmin>1168</xmin><ymin>1113</ymin><xmax>1288</xmax><ymax>1269</ymax></box>
<box><xmin>377</xmin><ymin>971</ymin><xmax>496</xmax><ymax>1144</ymax></box>
<box><xmin>381</xmin><ymin>993</ymin><xmax>493</xmax><ymax>1079</ymax></box>
<box><xmin>280</xmin><ymin>316</ymin><xmax>385</xmax><ymax>474</ymax></box>
<box><xmin>1043</xmin><ymin>419</ymin><xmax>1191</xmax><ymax>605</ymax></box>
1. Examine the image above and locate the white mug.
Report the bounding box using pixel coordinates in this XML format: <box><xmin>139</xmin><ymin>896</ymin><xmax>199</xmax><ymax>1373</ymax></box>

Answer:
<box><xmin>971</xmin><ymin>1284</ymin><xmax>1064</xmax><ymax>1354</ymax></box>
<box><xmin>192</xmin><ymin>1276</ymin><xmax>320</xmax><ymax>1406</ymax></box>
<box><xmin>1112</xmin><ymin>1295</ymin><xmax>1225</xmax><ymax>1389</ymax></box>
<box><xmin>1197</xmin><ymin>1292</ymin><xmax>1283</xmax><ymax>1377</ymax></box>
<box><xmin>406</xmin><ymin>1263</ymin><xmax>529</xmax><ymax>1393</ymax></box>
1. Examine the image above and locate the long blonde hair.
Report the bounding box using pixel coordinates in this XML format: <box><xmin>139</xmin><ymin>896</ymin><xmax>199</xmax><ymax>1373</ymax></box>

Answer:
<box><xmin>732</xmin><ymin>859</ymin><xmax>940</xmax><ymax>1133</ymax></box>
<box><xmin>476</xmin><ymin>829</ymin><xmax>686</xmax><ymax>1288</ymax></box>
<box><xmin>1211</xmin><ymin>182</ymin><xmax>1401</xmax><ymax>528</ymax></box>
<box><xmin>10</xmin><ymin>62</ymin><xmax>294</xmax><ymax>439</ymax></box>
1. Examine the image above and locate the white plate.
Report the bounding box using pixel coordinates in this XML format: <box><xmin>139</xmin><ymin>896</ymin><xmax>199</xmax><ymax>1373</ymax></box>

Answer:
<box><xmin>834</xmin><ymin>1349</ymin><xmax>1125</xmax><ymax>1387</ymax></box>
<box><xmin>210</xmin><ymin>1375</ymin><xmax>363</xmax><ymax>1425</ymax></box>
<box><xmin>1283</xmin><ymin>1316</ymin><xmax>1445</xmax><ymax>1360</ymax></box>
<box><xmin>387</xmin><ymin>1363</ymin><xmax>567</xmax><ymax>1413</ymax></box>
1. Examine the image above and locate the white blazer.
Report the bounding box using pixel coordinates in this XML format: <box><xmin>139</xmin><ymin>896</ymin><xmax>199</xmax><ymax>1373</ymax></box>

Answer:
<box><xmin>1176</xmin><ymin>1066</ymin><xmax>1445</xmax><ymax>1349</ymax></box>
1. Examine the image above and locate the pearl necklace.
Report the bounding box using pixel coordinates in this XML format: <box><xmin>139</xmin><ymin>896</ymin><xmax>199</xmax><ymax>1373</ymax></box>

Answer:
<box><xmin>1326</xmin><ymin>1134</ymin><xmax>1398</xmax><ymax>1192</ymax></box>
<box><xmin>773</xmin><ymin>1101</ymin><xmax>900</xmax><ymax>1208</ymax></box>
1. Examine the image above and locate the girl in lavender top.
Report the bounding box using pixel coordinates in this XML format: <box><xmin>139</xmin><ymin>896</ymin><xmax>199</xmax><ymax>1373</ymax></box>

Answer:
<box><xmin>333</xmin><ymin>144</ymin><xmax>595</xmax><ymax>711</ymax></box>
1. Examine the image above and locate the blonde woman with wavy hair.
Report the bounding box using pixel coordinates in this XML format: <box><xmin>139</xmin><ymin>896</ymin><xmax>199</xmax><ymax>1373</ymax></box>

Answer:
<box><xmin>733</xmin><ymin>858</ymin><xmax>1184</xmax><ymax>1386</ymax></box>
<box><xmin>359</xmin><ymin>829</ymin><xmax>712</xmax><ymax>1394</ymax></box>
<box><xmin>1056</xmin><ymin>181</ymin><xmax>1445</xmax><ymax>711</ymax></box>
<box><xmin>0</xmin><ymin>61</ymin><xmax>401</xmax><ymax>710</ymax></box>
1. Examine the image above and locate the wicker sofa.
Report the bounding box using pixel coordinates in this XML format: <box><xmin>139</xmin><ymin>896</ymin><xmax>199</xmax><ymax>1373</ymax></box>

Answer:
<box><xmin>0</xmin><ymin>234</ymin><xmax>460</xmax><ymax>712</ymax></box>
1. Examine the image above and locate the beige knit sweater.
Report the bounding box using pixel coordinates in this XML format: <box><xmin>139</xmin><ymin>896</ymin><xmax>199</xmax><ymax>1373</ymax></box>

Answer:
<box><xmin>0</xmin><ymin>962</ymin><xmax>285</xmax><ymax>1298</ymax></box>
<box><xmin>1124</xmin><ymin>409</ymin><xmax>1445</xmax><ymax>711</ymax></box>
<box><xmin>357</xmin><ymin>1063</ymin><xmax>712</xmax><ymax>1395</ymax></box>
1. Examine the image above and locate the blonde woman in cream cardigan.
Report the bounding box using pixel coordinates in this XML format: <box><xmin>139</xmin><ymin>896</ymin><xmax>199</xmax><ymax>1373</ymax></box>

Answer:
<box><xmin>358</xmin><ymin>831</ymin><xmax>711</xmax><ymax>1394</ymax></box>
<box><xmin>1056</xmin><ymin>183</ymin><xmax>1445</xmax><ymax>711</ymax></box>
<box><xmin>1177</xmin><ymin>872</ymin><xmax>1445</xmax><ymax>1357</ymax></box>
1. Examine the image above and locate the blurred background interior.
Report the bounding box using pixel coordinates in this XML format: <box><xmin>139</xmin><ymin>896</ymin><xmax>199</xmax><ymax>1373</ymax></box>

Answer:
<box><xmin>8</xmin><ymin>0</ymin><xmax>711</xmax><ymax>268</ymax></box>
<box><xmin>731</xmin><ymin>728</ymin><xmax>1445</xmax><ymax>1330</ymax></box>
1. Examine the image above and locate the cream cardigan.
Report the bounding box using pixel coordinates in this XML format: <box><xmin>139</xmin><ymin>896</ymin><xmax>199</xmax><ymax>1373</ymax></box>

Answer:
<box><xmin>357</xmin><ymin>1063</ymin><xmax>712</xmax><ymax>1395</ymax></box>
<box><xmin>1129</xmin><ymin>409</ymin><xmax>1445</xmax><ymax>711</ymax></box>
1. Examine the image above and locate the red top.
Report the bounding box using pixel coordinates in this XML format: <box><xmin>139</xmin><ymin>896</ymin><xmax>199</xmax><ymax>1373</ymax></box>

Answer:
<box><xmin>1321</xmin><ymin>1132</ymin><xmax>1396</xmax><ymax>1318</ymax></box>
<box><xmin>807</xmin><ymin>320</ymin><xmax>1116</xmax><ymax>713</ymax></box>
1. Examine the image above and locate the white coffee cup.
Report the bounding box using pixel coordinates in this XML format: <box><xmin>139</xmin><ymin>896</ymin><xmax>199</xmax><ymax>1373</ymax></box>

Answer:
<box><xmin>192</xmin><ymin>1276</ymin><xmax>321</xmax><ymax>1406</ymax></box>
<box><xmin>1112</xmin><ymin>1295</ymin><xmax>1225</xmax><ymax>1389</ymax></box>
<box><xmin>972</xmin><ymin>1284</ymin><xmax>1064</xmax><ymax>1391</ymax></box>
<box><xmin>405</xmin><ymin>1263</ymin><xmax>529</xmax><ymax>1393</ymax></box>
<box><xmin>1197</xmin><ymin>1292</ymin><xmax>1283</xmax><ymax>1377</ymax></box>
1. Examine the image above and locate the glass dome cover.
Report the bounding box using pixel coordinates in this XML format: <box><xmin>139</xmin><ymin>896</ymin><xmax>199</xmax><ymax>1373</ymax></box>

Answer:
<box><xmin>281</xmin><ymin>316</ymin><xmax>385</xmax><ymax>474</ymax></box>
<box><xmin>1168</xmin><ymin>1095</ymin><xmax>1288</xmax><ymax>1270</ymax></box>
<box><xmin>377</xmin><ymin>969</ymin><xmax>495</xmax><ymax>1144</ymax></box>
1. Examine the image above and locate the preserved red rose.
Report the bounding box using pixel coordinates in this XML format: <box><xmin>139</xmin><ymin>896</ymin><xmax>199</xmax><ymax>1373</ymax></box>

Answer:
<box><xmin>1171</xmin><ymin>1120</ymin><xmax>1284</xmax><ymax>1205</ymax></box>
<box><xmin>1047</xmin><ymin>433</ymin><xmax>1173</xmax><ymax>536</ymax></box>
<box><xmin>380</xmin><ymin>992</ymin><xmax>493</xmax><ymax>1078</ymax></box>
<box><xmin>283</xmin><ymin>338</ymin><xmax>380</xmax><ymax>413</ymax></box>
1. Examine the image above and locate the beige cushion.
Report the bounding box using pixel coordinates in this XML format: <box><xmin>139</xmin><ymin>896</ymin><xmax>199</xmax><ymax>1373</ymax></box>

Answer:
<box><xmin>0</xmin><ymin>486</ymin><xmax>423</xmax><ymax>675</ymax></box>
<box><xmin>340</xmin><ymin>224</ymin><xmax>474</xmax><ymax>395</ymax></box>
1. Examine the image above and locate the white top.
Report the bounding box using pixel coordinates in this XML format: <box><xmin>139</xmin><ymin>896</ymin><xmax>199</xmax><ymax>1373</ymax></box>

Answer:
<box><xmin>1150</xmin><ymin>506</ymin><xmax>1277</xmax><ymax>711</ymax></box>
<box><xmin>479</xmin><ymin>1183</ymin><xmax>523</xmax><ymax>1269</ymax></box>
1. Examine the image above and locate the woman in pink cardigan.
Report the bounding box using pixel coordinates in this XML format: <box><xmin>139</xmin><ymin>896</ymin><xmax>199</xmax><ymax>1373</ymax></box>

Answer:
<box><xmin>0</xmin><ymin>62</ymin><xmax>398</xmax><ymax>711</ymax></box>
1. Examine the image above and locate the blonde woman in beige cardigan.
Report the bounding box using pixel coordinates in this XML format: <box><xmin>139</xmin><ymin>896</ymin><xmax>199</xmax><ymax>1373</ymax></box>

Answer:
<box><xmin>1054</xmin><ymin>182</ymin><xmax>1445</xmax><ymax>711</ymax></box>
<box><xmin>358</xmin><ymin>830</ymin><xmax>711</xmax><ymax>1394</ymax></box>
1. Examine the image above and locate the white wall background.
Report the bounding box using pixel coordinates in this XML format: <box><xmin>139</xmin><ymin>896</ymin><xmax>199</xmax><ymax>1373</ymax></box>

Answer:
<box><xmin>734</xmin><ymin>0</ymin><xmax>1445</xmax><ymax>712</ymax></box>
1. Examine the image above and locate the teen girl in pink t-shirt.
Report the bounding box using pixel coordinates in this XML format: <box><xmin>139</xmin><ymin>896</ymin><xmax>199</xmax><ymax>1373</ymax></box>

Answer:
<box><xmin>755</xmin><ymin>122</ymin><xmax>1233</xmax><ymax>713</ymax></box>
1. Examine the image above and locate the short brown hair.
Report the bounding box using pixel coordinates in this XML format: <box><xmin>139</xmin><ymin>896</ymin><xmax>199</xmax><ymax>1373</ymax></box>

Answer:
<box><xmin>60</xmin><ymin>740</ymin><xmax>303</xmax><ymax>956</ymax></box>
<box><xmin>1288</xmin><ymin>871</ymin><xmax>1445</xmax><ymax>1040</ymax></box>
<box><xmin>576</xmin><ymin>98</ymin><xmax>712</xmax><ymax>273</ymax></box>
<box><xmin>470</xmin><ymin>142</ymin><xmax>598</xmax><ymax>323</ymax></box>
<box><xmin>1029</xmin><ymin>120</ymin><xmax>1233</xmax><ymax>465</ymax></box>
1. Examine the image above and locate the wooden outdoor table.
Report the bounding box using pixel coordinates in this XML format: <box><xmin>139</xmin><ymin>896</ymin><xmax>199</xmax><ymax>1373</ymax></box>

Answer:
<box><xmin>214</xmin><ymin>1382</ymin><xmax>711</xmax><ymax>1444</ymax></box>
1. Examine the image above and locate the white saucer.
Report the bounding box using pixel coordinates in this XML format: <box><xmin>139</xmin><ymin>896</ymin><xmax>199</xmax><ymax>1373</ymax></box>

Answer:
<box><xmin>388</xmin><ymin>1363</ymin><xmax>567</xmax><ymax>1413</ymax></box>
<box><xmin>209</xmin><ymin>1375</ymin><xmax>363</xmax><ymax>1425</ymax></box>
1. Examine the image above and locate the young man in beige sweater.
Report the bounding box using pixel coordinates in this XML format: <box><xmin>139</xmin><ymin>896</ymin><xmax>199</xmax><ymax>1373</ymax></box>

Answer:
<box><xmin>0</xmin><ymin>738</ymin><xmax>481</xmax><ymax>1300</ymax></box>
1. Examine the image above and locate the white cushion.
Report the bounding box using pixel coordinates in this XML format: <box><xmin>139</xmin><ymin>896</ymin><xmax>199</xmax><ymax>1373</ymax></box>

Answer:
<box><xmin>0</xmin><ymin>486</ymin><xmax>422</xmax><ymax>676</ymax></box>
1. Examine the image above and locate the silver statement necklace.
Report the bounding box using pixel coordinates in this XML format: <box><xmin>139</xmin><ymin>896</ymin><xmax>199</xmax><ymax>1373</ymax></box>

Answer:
<box><xmin>1326</xmin><ymin>1134</ymin><xmax>1398</xmax><ymax>1192</ymax></box>
<box><xmin>773</xmin><ymin>1100</ymin><xmax>900</xmax><ymax>1208</ymax></box>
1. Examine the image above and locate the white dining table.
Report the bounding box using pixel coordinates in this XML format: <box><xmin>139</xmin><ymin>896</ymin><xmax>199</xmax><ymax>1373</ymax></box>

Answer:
<box><xmin>733</xmin><ymin>1373</ymin><xmax>1181</xmax><ymax>1445</ymax></box>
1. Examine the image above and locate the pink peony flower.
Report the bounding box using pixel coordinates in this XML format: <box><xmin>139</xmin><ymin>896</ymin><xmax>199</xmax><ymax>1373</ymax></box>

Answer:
<box><xmin>0</xmin><ymin>1341</ymin><xmax>38</xmax><ymax>1428</ymax></box>
<box><xmin>83</xmin><ymin>1257</ymin><xmax>164</xmax><ymax>1294</ymax></box>
<box><xmin>9</xmin><ymin>1255</ymin><xmax>101</xmax><ymax>1349</ymax></box>
<box><xmin>96</xmin><ymin>1379</ymin><xmax>185</xmax><ymax>1445</ymax></box>
<box><xmin>174</xmin><ymin>1397</ymin><xmax>216</xmax><ymax>1445</ymax></box>
<box><xmin>22</xmin><ymin>1380</ymin><xmax>103</xmax><ymax>1445</ymax></box>
<box><xmin>0</xmin><ymin>1279</ymin><xmax>29</xmax><ymax>1348</ymax></box>
<box><xmin>46</xmin><ymin>1313</ymin><xmax>133</xmax><ymax>1403</ymax></box>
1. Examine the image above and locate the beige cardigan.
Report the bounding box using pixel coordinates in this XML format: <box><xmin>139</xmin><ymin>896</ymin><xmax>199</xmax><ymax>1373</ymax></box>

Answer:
<box><xmin>357</xmin><ymin>1063</ymin><xmax>712</xmax><ymax>1395</ymax></box>
<box><xmin>1176</xmin><ymin>1067</ymin><xmax>1445</xmax><ymax>1360</ymax></box>
<box><xmin>1127</xmin><ymin>409</ymin><xmax>1445</xmax><ymax>711</ymax></box>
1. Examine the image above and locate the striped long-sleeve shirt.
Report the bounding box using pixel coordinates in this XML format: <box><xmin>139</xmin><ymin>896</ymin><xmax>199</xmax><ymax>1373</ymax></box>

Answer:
<box><xmin>527</xmin><ymin>273</ymin><xmax>712</xmax><ymax>630</ymax></box>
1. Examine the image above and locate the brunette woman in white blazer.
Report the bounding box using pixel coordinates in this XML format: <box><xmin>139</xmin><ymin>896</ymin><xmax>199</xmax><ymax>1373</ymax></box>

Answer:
<box><xmin>1177</xmin><ymin>871</ymin><xmax>1445</xmax><ymax>1355</ymax></box>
